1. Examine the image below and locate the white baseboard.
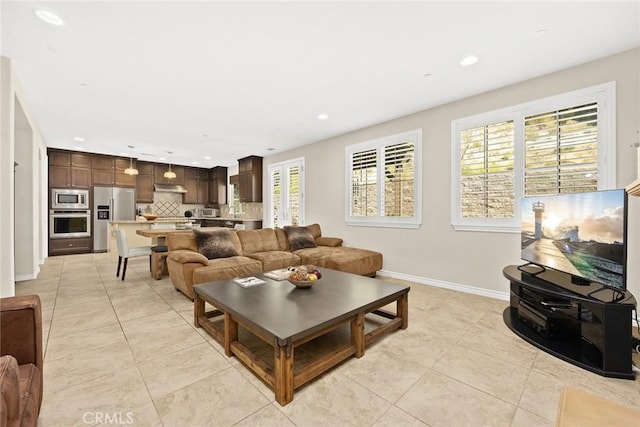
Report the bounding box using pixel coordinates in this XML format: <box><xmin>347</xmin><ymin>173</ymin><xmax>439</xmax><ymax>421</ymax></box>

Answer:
<box><xmin>15</xmin><ymin>264</ymin><xmax>40</xmax><ymax>282</ymax></box>
<box><xmin>377</xmin><ymin>269</ymin><xmax>510</xmax><ymax>301</ymax></box>
<box><xmin>15</xmin><ymin>272</ymin><xmax>38</xmax><ymax>282</ymax></box>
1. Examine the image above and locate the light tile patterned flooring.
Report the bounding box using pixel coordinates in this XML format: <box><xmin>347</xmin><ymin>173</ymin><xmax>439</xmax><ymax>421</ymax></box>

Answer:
<box><xmin>15</xmin><ymin>253</ymin><xmax>640</xmax><ymax>426</ymax></box>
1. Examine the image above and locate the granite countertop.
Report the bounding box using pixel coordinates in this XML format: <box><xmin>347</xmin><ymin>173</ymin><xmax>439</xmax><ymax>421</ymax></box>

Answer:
<box><xmin>110</xmin><ymin>217</ymin><xmax>263</xmax><ymax>224</ymax></box>
<box><xmin>197</xmin><ymin>217</ymin><xmax>263</xmax><ymax>222</ymax></box>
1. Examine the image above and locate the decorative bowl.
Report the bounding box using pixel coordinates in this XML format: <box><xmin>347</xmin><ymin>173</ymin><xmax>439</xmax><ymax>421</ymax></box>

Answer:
<box><xmin>287</xmin><ymin>278</ymin><xmax>317</xmax><ymax>289</ymax></box>
<box><xmin>286</xmin><ymin>265</ymin><xmax>322</xmax><ymax>288</ymax></box>
<box><xmin>142</xmin><ymin>213</ymin><xmax>158</xmax><ymax>220</ymax></box>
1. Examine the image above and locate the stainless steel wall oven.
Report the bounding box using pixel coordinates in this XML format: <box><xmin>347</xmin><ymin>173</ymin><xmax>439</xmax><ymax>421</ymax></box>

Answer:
<box><xmin>49</xmin><ymin>210</ymin><xmax>91</xmax><ymax>239</ymax></box>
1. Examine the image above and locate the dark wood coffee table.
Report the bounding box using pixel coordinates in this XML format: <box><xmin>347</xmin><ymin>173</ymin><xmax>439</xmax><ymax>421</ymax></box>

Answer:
<box><xmin>193</xmin><ymin>268</ymin><xmax>409</xmax><ymax>405</ymax></box>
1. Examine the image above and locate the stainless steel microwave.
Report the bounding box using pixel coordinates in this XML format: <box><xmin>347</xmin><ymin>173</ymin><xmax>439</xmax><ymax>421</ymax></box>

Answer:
<box><xmin>199</xmin><ymin>208</ymin><xmax>219</xmax><ymax>218</ymax></box>
<box><xmin>51</xmin><ymin>188</ymin><xmax>89</xmax><ymax>210</ymax></box>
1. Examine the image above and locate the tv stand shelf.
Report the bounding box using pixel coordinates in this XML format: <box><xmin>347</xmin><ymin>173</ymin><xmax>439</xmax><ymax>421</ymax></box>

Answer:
<box><xmin>503</xmin><ymin>265</ymin><xmax>636</xmax><ymax>380</ymax></box>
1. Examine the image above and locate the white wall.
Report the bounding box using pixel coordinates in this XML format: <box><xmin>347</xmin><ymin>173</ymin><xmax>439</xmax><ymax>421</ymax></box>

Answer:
<box><xmin>264</xmin><ymin>48</ymin><xmax>640</xmax><ymax>301</ymax></box>
<box><xmin>0</xmin><ymin>56</ymin><xmax>48</xmax><ymax>296</ymax></box>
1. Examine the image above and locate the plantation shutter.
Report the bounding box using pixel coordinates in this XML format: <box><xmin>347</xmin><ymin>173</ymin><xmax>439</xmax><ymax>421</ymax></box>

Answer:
<box><xmin>459</xmin><ymin>121</ymin><xmax>515</xmax><ymax>218</ymax></box>
<box><xmin>384</xmin><ymin>142</ymin><xmax>415</xmax><ymax>217</ymax></box>
<box><xmin>524</xmin><ymin>102</ymin><xmax>598</xmax><ymax>196</ymax></box>
<box><xmin>270</xmin><ymin>168</ymin><xmax>282</xmax><ymax>228</ymax></box>
<box><xmin>287</xmin><ymin>165</ymin><xmax>300</xmax><ymax>226</ymax></box>
<box><xmin>350</xmin><ymin>148</ymin><xmax>377</xmax><ymax>217</ymax></box>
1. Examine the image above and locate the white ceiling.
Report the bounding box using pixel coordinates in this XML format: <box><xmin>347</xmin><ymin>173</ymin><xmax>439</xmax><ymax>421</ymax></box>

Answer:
<box><xmin>2</xmin><ymin>1</ymin><xmax>639</xmax><ymax>169</ymax></box>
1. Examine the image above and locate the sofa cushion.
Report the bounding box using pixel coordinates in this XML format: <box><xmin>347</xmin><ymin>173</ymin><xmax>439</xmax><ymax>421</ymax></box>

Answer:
<box><xmin>236</xmin><ymin>229</ymin><xmax>280</xmax><ymax>255</ymax></box>
<box><xmin>246</xmin><ymin>251</ymin><xmax>302</xmax><ymax>272</ymax></box>
<box><xmin>167</xmin><ymin>231</ymin><xmax>199</xmax><ymax>252</ymax></box>
<box><xmin>194</xmin><ymin>229</ymin><xmax>238</xmax><ymax>260</ymax></box>
<box><xmin>294</xmin><ymin>246</ymin><xmax>382</xmax><ymax>276</ymax></box>
<box><xmin>274</xmin><ymin>228</ymin><xmax>290</xmax><ymax>251</ymax></box>
<box><xmin>284</xmin><ymin>226</ymin><xmax>317</xmax><ymax>251</ymax></box>
<box><xmin>192</xmin><ymin>257</ymin><xmax>263</xmax><ymax>284</ymax></box>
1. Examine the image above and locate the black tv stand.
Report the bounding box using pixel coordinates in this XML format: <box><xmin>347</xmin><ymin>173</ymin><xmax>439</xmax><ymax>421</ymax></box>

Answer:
<box><xmin>503</xmin><ymin>265</ymin><xmax>636</xmax><ymax>380</ymax></box>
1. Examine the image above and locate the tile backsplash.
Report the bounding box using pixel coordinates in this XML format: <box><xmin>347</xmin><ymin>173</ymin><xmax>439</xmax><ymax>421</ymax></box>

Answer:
<box><xmin>136</xmin><ymin>192</ymin><xmax>263</xmax><ymax>219</ymax></box>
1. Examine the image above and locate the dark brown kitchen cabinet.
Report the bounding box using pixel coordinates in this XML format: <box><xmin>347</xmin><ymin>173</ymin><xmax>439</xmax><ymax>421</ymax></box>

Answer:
<box><xmin>238</xmin><ymin>156</ymin><xmax>262</xmax><ymax>202</ymax></box>
<box><xmin>91</xmin><ymin>155</ymin><xmax>115</xmax><ymax>185</ymax></box>
<box><xmin>91</xmin><ymin>156</ymin><xmax>114</xmax><ymax>171</ymax></box>
<box><xmin>154</xmin><ymin>165</ymin><xmax>184</xmax><ymax>185</ymax></box>
<box><xmin>114</xmin><ymin>158</ymin><xmax>136</xmax><ymax>186</ymax></box>
<box><xmin>136</xmin><ymin>161</ymin><xmax>154</xmax><ymax>203</ymax></box>
<box><xmin>184</xmin><ymin>167</ymin><xmax>209</xmax><ymax>204</ymax></box>
<box><xmin>49</xmin><ymin>237</ymin><xmax>92</xmax><ymax>255</ymax></box>
<box><xmin>49</xmin><ymin>165</ymin><xmax>89</xmax><ymax>188</ymax></box>
<box><xmin>48</xmin><ymin>149</ymin><xmax>91</xmax><ymax>188</ymax></box>
<box><xmin>209</xmin><ymin>166</ymin><xmax>227</xmax><ymax>205</ymax></box>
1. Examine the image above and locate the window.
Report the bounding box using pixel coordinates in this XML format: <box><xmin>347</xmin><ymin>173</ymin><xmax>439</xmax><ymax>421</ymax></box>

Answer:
<box><xmin>346</xmin><ymin>129</ymin><xmax>422</xmax><ymax>228</ymax></box>
<box><xmin>451</xmin><ymin>82</ymin><xmax>615</xmax><ymax>232</ymax></box>
<box><xmin>268</xmin><ymin>158</ymin><xmax>304</xmax><ymax>228</ymax></box>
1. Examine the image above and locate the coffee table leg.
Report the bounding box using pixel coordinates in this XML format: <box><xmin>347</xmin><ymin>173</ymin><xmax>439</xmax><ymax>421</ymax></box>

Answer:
<box><xmin>398</xmin><ymin>292</ymin><xmax>408</xmax><ymax>329</ymax></box>
<box><xmin>351</xmin><ymin>312</ymin><xmax>365</xmax><ymax>358</ymax></box>
<box><xmin>224</xmin><ymin>312</ymin><xmax>238</xmax><ymax>357</ymax></box>
<box><xmin>194</xmin><ymin>294</ymin><xmax>204</xmax><ymax>328</ymax></box>
<box><xmin>274</xmin><ymin>342</ymin><xmax>294</xmax><ymax>406</ymax></box>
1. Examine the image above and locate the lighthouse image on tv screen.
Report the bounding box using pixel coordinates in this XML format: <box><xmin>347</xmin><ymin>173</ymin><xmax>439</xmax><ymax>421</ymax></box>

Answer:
<box><xmin>521</xmin><ymin>189</ymin><xmax>626</xmax><ymax>290</ymax></box>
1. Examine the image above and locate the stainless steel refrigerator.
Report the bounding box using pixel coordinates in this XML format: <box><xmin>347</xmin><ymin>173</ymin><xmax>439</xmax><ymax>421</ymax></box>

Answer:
<box><xmin>93</xmin><ymin>186</ymin><xmax>136</xmax><ymax>252</ymax></box>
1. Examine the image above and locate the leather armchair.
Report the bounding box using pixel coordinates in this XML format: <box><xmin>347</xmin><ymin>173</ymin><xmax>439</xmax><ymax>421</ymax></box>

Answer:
<box><xmin>0</xmin><ymin>295</ymin><xmax>43</xmax><ymax>427</ymax></box>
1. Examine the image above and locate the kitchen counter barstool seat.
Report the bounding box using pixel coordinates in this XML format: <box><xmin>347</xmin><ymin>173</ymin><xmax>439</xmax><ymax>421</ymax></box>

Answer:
<box><xmin>114</xmin><ymin>228</ymin><xmax>152</xmax><ymax>280</ymax></box>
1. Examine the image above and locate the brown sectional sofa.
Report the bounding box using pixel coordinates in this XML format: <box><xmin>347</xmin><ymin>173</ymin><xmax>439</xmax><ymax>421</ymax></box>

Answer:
<box><xmin>166</xmin><ymin>224</ymin><xmax>383</xmax><ymax>299</ymax></box>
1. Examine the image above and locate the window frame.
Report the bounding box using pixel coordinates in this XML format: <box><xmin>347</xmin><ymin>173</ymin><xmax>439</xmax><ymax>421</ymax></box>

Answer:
<box><xmin>451</xmin><ymin>82</ymin><xmax>616</xmax><ymax>233</ymax></box>
<box><xmin>345</xmin><ymin>129</ymin><xmax>422</xmax><ymax>228</ymax></box>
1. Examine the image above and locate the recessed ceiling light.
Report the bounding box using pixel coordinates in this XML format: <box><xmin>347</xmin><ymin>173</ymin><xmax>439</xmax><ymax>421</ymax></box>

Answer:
<box><xmin>204</xmin><ymin>156</ymin><xmax>211</xmax><ymax>160</ymax></box>
<box><xmin>119</xmin><ymin>152</ymin><xmax>128</xmax><ymax>156</ymax></box>
<box><xmin>34</xmin><ymin>9</ymin><xmax>64</xmax><ymax>26</ymax></box>
<box><xmin>424</xmin><ymin>73</ymin><xmax>432</xmax><ymax>77</ymax></box>
<box><xmin>73</xmin><ymin>137</ymin><xmax>84</xmax><ymax>142</ymax></box>
<box><xmin>159</xmin><ymin>157</ymin><xmax>166</xmax><ymax>161</ymax></box>
<box><xmin>74</xmin><ymin>146</ymin><xmax>84</xmax><ymax>150</ymax></box>
<box><xmin>535</xmin><ymin>29</ymin><xmax>548</xmax><ymax>36</ymax></box>
<box><xmin>460</xmin><ymin>55</ymin><xmax>479</xmax><ymax>67</ymax></box>
<box><xmin>267</xmin><ymin>148</ymin><xmax>275</xmax><ymax>151</ymax></box>
<box><xmin>191</xmin><ymin>161</ymin><xmax>199</xmax><ymax>165</ymax></box>
<box><xmin>317</xmin><ymin>113</ymin><xmax>329</xmax><ymax>120</ymax></box>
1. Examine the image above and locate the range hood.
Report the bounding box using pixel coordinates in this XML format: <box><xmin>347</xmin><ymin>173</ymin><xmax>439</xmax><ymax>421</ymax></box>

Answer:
<box><xmin>154</xmin><ymin>184</ymin><xmax>187</xmax><ymax>193</ymax></box>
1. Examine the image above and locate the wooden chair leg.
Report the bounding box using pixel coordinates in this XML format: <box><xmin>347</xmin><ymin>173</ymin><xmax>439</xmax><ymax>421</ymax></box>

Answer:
<box><xmin>116</xmin><ymin>256</ymin><xmax>122</xmax><ymax>277</ymax></box>
<box><xmin>122</xmin><ymin>258</ymin><xmax>128</xmax><ymax>281</ymax></box>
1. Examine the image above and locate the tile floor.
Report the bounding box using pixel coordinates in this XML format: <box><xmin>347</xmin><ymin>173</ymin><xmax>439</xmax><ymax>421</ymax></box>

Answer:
<box><xmin>15</xmin><ymin>253</ymin><xmax>640</xmax><ymax>427</ymax></box>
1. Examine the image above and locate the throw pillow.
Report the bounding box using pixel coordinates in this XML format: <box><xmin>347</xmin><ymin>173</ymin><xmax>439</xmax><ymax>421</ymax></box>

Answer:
<box><xmin>194</xmin><ymin>229</ymin><xmax>238</xmax><ymax>259</ymax></box>
<box><xmin>284</xmin><ymin>226</ymin><xmax>317</xmax><ymax>251</ymax></box>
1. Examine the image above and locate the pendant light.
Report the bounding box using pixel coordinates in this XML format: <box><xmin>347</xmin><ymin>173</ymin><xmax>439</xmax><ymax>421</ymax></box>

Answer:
<box><xmin>124</xmin><ymin>145</ymin><xmax>139</xmax><ymax>176</ymax></box>
<box><xmin>164</xmin><ymin>151</ymin><xmax>177</xmax><ymax>179</ymax></box>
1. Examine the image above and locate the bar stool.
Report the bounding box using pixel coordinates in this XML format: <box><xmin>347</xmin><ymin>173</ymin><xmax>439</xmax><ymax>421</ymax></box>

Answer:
<box><xmin>151</xmin><ymin>245</ymin><xmax>169</xmax><ymax>280</ymax></box>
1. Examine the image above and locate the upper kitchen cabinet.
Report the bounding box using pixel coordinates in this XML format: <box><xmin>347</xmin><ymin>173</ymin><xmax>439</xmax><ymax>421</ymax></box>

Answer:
<box><xmin>209</xmin><ymin>166</ymin><xmax>228</xmax><ymax>205</ymax></box>
<box><xmin>91</xmin><ymin>155</ymin><xmax>115</xmax><ymax>185</ymax></box>
<box><xmin>47</xmin><ymin>149</ymin><xmax>91</xmax><ymax>188</ymax></box>
<box><xmin>136</xmin><ymin>161</ymin><xmax>154</xmax><ymax>203</ymax></box>
<box><xmin>114</xmin><ymin>158</ymin><xmax>136</xmax><ymax>187</ymax></box>
<box><xmin>154</xmin><ymin>164</ymin><xmax>184</xmax><ymax>185</ymax></box>
<box><xmin>184</xmin><ymin>167</ymin><xmax>209</xmax><ymax>204</ymax></box>
<box><xmin>92</xmin><ymin>155</ymin><xmax>135</xmax><ymax>187</ymax></box>
<box><xmin>238</xmin><ymin>156</ymin><xmax>262</xmax><ymax>202</ymax></box>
